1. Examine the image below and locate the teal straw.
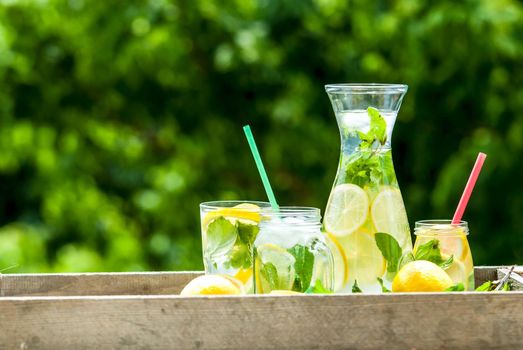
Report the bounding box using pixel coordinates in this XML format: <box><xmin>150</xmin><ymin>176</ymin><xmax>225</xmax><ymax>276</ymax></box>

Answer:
<box><xmin>243</xmin><ymin>125</ymin><xmax>279</xmax><ymax>211</ymax></box>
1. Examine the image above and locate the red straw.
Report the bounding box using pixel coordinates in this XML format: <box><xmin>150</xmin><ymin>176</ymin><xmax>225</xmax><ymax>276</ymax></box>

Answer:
<box><xmin>452</xmin><ymin>152</ymin><xmax>487</xmax><ymax>224</ymax></box>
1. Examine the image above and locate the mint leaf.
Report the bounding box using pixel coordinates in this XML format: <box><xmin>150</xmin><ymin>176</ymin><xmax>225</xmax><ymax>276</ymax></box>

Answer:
<box><xmin>374</xmin><ymin>232</ymin><xmax>402</xmax><ymax>273</ymax></box>
<box><xmin>475</xmin><ymin>281</ymin><xmax>494</xmax><ymax>291</ymax></box>
<box><xmin>288</xmin><ymin>244</ymin><xmax>315</xmax><ymax>292</ymax></box>
<box><xmin>357</xmin><ymin>108</ymin><xmax>387</xmax><ymax>147</ymax></box>
<box><xmin>228</xmin><ymin>243</ymin><xmax>251</xmax><ymax>269</ymax></box>
<box><xmin>474</xmin><ymin>280</ymin><xmax>511</xmax><ymax>292</ymax></box>
<box><xmin>260</xmin><ymin>262</ymin><xmax>279</xmax><ymax>290</ymax></box>
<box><xmin>414</xmin><ymin>239</ymin><xmax>453</xmax><ymax>269</ymax></box>
<box><xmin>367</xmin><ymin>107</ymin><xmax>387</xmax><ymax>145</ymax></box>
<box><xmin>237</xmin><ymin>222</ymin><xmax>259</xmax><ymax>246</ymax></box>
<box><xmin>352</xmin><ymin>280</ymin><xmax>362</xmax><ymax>293</ymax></box>
<box><xmin>377</xmin><ymin>277</ymin><xmax>391</xmax><ymax>292</ymax></box>
<box><xmin>205</xmin><ymin>217</ymin><xmax>238</xmax><ymax>257</ymax></box>
<box><xmin>414</xmin><ymin>239</ymin><xmax>442</xmax><ymax>262</ymax></box>
<box><xmin>445</xmin><ymin>283</ymin><xmax>465</xmax><ymax>292</ymax></box>
<box><xmin>305</xmin><ymin>279</ymin><xmax>332</xmax><ymax>294</ymax></box>
<box><xmin>225</xmin><ymin>221</ymin><xmax>260</xmax><ymax>269</ymax></box>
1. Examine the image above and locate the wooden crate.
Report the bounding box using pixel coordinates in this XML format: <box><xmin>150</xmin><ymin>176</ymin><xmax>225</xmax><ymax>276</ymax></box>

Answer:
<box><xmin>0</xmin><ymin>267</ymin><xmax>522</xmax><ymax>349</ymax></box>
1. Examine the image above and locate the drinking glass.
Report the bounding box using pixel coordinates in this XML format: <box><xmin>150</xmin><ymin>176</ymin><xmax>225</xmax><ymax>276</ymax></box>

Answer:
<box><xmin>200</xmin><ymin>200</ymin><xmax>269</xmax><ymax>293</ymax></box>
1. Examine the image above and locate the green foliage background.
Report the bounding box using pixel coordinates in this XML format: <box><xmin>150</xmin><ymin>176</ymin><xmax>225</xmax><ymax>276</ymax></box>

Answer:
<box><xmin>0</xmin><ymin>0</ymin><xmax>522</xmax><ymax>272</ymax></box>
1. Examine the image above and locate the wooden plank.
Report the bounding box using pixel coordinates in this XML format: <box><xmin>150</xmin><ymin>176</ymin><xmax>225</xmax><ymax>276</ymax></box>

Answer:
<box><xmin>0</xmin><ymin>271</ymin><xmax>203</xmax><ymax>297</ymax></box>
<box><xmin>1</xmin><ymin>292</ymin><xmax>523</xmax><ymax>349</ymax></box>
<box><xmin>0</xmin><ymin>267</ymin><xmax>498</xmax><ymax>297</ymax></box>
<box><xmin>473</xmin><ymin>266</ymin><xmax>499</xmax><ymax>287</ymax></box>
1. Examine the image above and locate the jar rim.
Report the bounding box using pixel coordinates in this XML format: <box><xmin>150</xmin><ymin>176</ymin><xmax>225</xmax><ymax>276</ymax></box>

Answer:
<box><xmin>325</xmin><ymin>83</ymin><xmax>408</xmax><ymax>94</ymax></box>
<box><xmin>414</xmin><ymin>219</ymin><xmax>469</xmax><ymax>236</ymax></box>
<box><xmin>261</xmin><ymin>206</ymin><xmax>321</xmax><ymax>217</ymax></box>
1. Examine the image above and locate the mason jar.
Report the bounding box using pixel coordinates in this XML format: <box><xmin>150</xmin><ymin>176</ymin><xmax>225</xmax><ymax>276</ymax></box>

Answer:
<box><xmin>414</xmin><ymin>220</ymin><xmax>474</xmax><ymax>290</ymax></box>
<box><xmin>253</xmin><ymin>207</ymin><xmax>334</xmax><ymax>294</ymax></box>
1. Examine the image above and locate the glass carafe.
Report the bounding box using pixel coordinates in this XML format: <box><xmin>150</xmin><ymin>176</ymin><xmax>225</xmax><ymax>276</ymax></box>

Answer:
<box><xmin>323</xmin><ymin>83</ymin><xmax>412</xmax><ymax>293</ymax></box>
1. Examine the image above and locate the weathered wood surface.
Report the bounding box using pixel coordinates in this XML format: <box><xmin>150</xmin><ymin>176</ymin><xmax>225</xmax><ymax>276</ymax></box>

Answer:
<box><xmin>0</xmin><ymin>271</ymin><xmax>203</xmax><ymax>296</ymax></box>
<box><xmin>1</xmin><ymin>292</ymin><xmax>523</xmax><ymax>349</ymax></box>
<box><xmin>0</xmin><ymin>266</ymin><xmax>520</xmax><ymax>350</ymax></box>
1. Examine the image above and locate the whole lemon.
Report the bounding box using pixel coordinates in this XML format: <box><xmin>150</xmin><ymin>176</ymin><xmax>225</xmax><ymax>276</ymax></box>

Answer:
<box><xmin>392</xmin><ymin>260</ymin><xmax>453</xmax><ymax>292</ymax></box>
<box><xmin>180</xmin><ymin>275</ymin><xmax>244</xmax><ymax>296</ymax></box>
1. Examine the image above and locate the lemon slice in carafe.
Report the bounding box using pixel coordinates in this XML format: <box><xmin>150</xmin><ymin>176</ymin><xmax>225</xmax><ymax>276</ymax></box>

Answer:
<box><xmin>371</xmin><ymin>187</ymin><xmax>410</xmax><ymax>248</ymax></box>
<box><xmin>342</xmin><ymin>230</ymin><xmax>386</xmax><ymax>289</ymax></box>
<box><xmin>324</xmin><ymin>184</ymin><xmax>369</xmax><ymax>237</ymax></box>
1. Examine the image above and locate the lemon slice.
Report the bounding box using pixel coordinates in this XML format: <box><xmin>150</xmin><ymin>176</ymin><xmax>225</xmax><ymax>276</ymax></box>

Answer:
<box><xmin>180</xmin><ymin>275</ymin><xmax>244</xmax><ymax>296</ymax></box>
<box><xmin>439</xmin><ymin>233</ymin><xmax>468</xmax><ymax>261</ymax></box>
<box><xmin>371</xmin><ymin>187</ymin><xmax>410</xmax><ymax>248</ymax></box>
<box><xmin>324</xmin><ymin>184</ymin><xmax>369</xmax><ymax>237</ymax></box>
<box><xmin>234</xmin><ymin>268</ymin><xmax>253</xmax><ymax>285</ymax></box>
<box><xmin>202</xmin><ymin>203</ymin><xmax>261</xmax><ymax>228</ymax></box>
<box><xmin>342</xmin><ymin>231</ymin><xmax>386</xmax><ymax>288</ymax></box>
<box><xmin>442</xmin><ymin>254</ymin><xmax>467</xmax><ymax>288</ymax></box>
<box><xmin>255</xmin><ymin>243</ymin><xmax>296</xmax><ymax>293</ymax></box>
<box><xmin>324</xmin><ymin>232</ymin><xmax>349</xmax><ymax>292</ymax></box>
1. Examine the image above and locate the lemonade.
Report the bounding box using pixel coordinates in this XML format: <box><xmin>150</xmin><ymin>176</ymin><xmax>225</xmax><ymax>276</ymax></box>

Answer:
<box><xmin>253</xmin><ymin>207</ymin><xmax>334</xmax><ymax>294</ymax></box>
<box><xmin>413</xmin><ymin>220</ymin><xmax>474</xmax><ymax>290</ymax></box>
<box><xmin>200</xmin><ymin>201</ymin><xmax>269</xmax><ymax>293</ymax></box>
<box><xmin>324</xmin><ymin>84</ymin><xmax>412</xmax><ymax>293</ymax></box>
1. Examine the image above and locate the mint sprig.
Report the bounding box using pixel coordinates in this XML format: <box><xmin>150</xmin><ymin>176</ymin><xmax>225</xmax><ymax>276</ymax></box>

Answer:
<box><xmin>206</xmin><ymin>216</ymin><xmax>259</xmax><ymax>270</ymax></box>
<box><xmin>345</xmin><ymin>107</ymin><xmax>395</xmax><ymax>187</ymax></box>
<box><xmin>357</xmin><ymin>107</ymin><xmax>387</xmax><ymax>149</ymax></box>
<box><xmin>414</xmin><ymin>239</ymin><xmax>454</xmax><ymax>270</ymax></box>
<box><xmin>229</xmin><ymin>221</ymin><xmax>259</xmax><ymax>269</ymax></box>
<box><xmin>287</xmin><ymin>244</ymin><xmax>315</xmax><ymax>292</ymax></box>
